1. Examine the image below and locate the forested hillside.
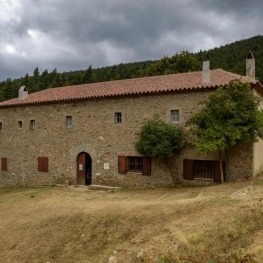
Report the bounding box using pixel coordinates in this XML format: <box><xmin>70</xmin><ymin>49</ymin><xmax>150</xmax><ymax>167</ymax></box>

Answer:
<box><xmin>0</xmin><ymin>35</ymin><xmax>263</xmax><ymax>102</ymax></box>
<box><xmin>195</xmin><ymin>35</ymin><xmax>263</xmax><ymax>82</ymax></box>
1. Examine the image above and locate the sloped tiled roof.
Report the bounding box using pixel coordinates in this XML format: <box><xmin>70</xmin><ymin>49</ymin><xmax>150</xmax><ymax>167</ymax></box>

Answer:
<box><xmin>0</xmin><ymin>69</ymin><xmax>259</xmax><ymax>107</ymax></box>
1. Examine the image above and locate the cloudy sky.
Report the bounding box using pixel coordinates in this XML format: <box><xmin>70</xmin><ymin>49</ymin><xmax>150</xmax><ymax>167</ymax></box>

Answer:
<box><xmin>0</xmin><ymin>0</ymin><xmax>262</xmax><ymax>81</ymax></box>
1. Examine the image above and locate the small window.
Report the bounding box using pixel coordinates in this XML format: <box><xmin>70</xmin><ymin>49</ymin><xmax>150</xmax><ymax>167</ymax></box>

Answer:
<box><xmin>1</xmin><ymin>157</ymin><xmax>7</xmax><ymax>171</ymax></box>
<box><xmin>66</xmin><ymin>116</ymin><xmax>72</xmax><ymax>128</ymax></box>
<box><xmin>30</xmin><ymin>120</ymin><xmax>35</xmax><ymax>131</ymax></box>
<box><xmin>118</xmin><ymin>156</ymin><xmax>151</xmax><ymax>176</ymax></box>
<box><xmin>115</xmin><ymin>112</ymin><xmax>122</xmax><ymax>124</ymax></box>
<box><xmin>0</xmin><ymin>122</ymin><xmax>2</xmax><ymax>131</ymax></box>
<box><xmin>171</xmin><ymin>110</ymin><xmax>179</xmax><ymax>122</ymax></box>
<box><xmin>128</xmin><ymin>157</ymin><xmax>143</xmax><ymax>173</ymax></box>
<box><xmin>38</xmin><ymin>157</ymin><xmax>48</xmax><ymax>172</ymax></box>
<box><xmin>18</xmin><ymin>121</ymin><xmax>23</xmax><ymax>129</ymax></box>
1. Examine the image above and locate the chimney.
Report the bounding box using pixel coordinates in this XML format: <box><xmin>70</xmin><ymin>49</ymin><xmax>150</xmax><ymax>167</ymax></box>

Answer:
<box><xmin>246</xmin><ymin>51</ymin><xmax>255</xmax><ymax>79</ymax></box>
<box><xmin>202</xmin><ymin>61</ymin><xmax>210</xmax><ymax>83</ymax></box>
<box><xmin>18</xmin><ymin>86</ymin><xmax>28</xmax><ymax>100</ymax></box>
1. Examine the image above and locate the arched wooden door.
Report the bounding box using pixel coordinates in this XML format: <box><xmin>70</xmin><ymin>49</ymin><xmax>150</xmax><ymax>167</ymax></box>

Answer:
<box><xmin>77</xmin><ymin>152</ymin><xmax>92</xmax><ymax>185</ymax></box>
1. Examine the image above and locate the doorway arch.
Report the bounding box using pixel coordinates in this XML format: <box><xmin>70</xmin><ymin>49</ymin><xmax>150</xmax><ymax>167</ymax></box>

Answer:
<box><xmin>77</xmin><ymin>152</ymin><xmax>92</xmax><ymax>185</ymax></box>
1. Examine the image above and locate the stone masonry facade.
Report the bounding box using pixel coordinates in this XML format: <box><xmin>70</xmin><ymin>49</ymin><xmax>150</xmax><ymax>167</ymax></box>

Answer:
<box><xmin>0</xmin><ymin>90</ymin><xmax>255</xmax><ymax>188</ymax></box>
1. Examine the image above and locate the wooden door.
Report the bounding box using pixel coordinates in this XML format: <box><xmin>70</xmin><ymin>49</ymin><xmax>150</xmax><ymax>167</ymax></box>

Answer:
<box><xmin>77</xmin><ymin>152</ymin><xmax>86</xmax><ymax>185</ymax></box>
<box><xmin>183</xmin><ymin>159</ymin><xmax>194</xmax><ymax>180</ymax></box>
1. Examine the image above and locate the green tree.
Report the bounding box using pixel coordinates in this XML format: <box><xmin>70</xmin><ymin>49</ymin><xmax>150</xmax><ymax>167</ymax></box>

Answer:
<box><xmin>146</xmin><ymin>51</ymin><xmax>201</xmax><ymax>76</ymax></box>
<box><xmin>135</xmin><ymin>115</ymin><xmax>184</xmax><ymax>184</ymax></box>
<box><xmin>23</xmin><ymin>73</ymin><xmax>29</xmax><ymax>87</ymax></box>
<box><xmin>83</xmin><ymin>65</ymin><xmax>94</xmax><ymax>83</ymax></box>
<box><xmin>39</xmin><ymin>69</ymin><xmax>49</xmax><ymax>90</ymax></box>
<box><xmin>3</xmin><ymin>78</ymin><xmax>14</xmax><ymax>100</ymax></box>
<box><xmin>187</xmin><ymin>80</ymin><xmax>263</xmax><ymax>182</ymax></box>
<box><xmin>31</xmin><ymin>67</ymin><xmax>40</xmax><ymax>92</ymax></box>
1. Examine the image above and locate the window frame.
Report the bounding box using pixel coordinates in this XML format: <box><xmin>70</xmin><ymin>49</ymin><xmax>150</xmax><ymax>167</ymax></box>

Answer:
<box><xmin>114</xmin><ymin>112</ymin><xmax>122</xmax><ymax>124</ymax></box>
<box><xmin>30</xmin><ymin>119</ymin><xmax>35</xmax><ymax>131</ymax></box>
<box><xmin>118</xmin><ymin>156</ymin><xmax>151</xmax><ymax>176</ymax></box>
<box><xmin>18</xmin><ymin>120</ymin><xmax>23</xmax><ymax>130</ymax></box>
<box><xmin>66</xmin><ymin>115</ymin><xmax>73</xmax><ymax>128</ymax></box>
<box><xmin>183</xmin><ymin>159</ymin><xmax>224</xmax><ymax>182</ymax></box>
<box><xmin>127</xmin><ymin>156</ymin><xmax>143</xmax><ymax>174</ymax></box>
<box><xmin>171</xmin><ymin>110</ymin><xmax>180</xmax><ymax>123</ymax></box>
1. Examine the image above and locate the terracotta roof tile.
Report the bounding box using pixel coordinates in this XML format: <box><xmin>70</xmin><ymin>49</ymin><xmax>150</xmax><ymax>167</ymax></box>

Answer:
<box><xmin>0</xmin><ymin>69</ymin><xmax>258</xmax><ymax>107</ymax></box>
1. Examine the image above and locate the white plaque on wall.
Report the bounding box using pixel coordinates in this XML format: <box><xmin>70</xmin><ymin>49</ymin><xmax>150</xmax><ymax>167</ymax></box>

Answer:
<box><xmin>104</xmin><ymin>163</ymin><xmax>110</xmax><ymax>170</ymax></box>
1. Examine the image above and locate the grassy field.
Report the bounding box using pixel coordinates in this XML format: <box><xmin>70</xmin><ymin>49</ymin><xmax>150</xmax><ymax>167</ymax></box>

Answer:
<box><xmin>0</xmin><ymin>177</ymin><xmax>263</xmax><ymax>263</ymax></box>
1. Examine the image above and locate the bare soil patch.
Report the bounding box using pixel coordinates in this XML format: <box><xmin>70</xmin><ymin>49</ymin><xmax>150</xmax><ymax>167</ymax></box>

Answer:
<box><xmin>0</xmin><ymin>176</ymin><xmax>263</xmax><ymax>263</ymax></box>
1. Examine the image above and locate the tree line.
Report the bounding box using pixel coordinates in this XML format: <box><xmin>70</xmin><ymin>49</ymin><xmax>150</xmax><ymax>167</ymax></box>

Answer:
<box><xmin>1</xmin><ymin>35</ymin><xmax>263</xmax><ymax>102</ymax></box>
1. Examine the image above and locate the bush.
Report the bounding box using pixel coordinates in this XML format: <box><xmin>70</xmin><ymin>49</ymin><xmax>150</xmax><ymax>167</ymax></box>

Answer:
<box><xmin>135</xmin><ymin>115</ymin><xmax>183</xmax><ymax>158</ymax></box>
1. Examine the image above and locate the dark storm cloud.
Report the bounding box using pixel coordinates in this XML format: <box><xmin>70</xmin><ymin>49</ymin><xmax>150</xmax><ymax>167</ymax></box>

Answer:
<box><xmin>0</xmin><ymin>0</ymin><xmax>263</xmax><ymax>81</ymax></box>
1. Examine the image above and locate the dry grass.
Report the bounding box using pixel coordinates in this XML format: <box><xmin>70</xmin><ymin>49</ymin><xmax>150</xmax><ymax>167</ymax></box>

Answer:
<box><xmin>0</xmin><ymin>179</ymin><xmax>263</xmax><ymax>263</ymax></box>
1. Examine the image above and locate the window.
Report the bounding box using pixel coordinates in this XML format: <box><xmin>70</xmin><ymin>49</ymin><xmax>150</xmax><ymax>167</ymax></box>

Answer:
<box><xmin>115</xmin><ymin>112</ymin><xmax>122</xmax><ymax>124</ymax></box>
<box><xmin>18</xmin><ymin>121</ymin><xmax>23</xmax><ymax>129</ymax></box>
<box><xmin>171</xmin><ymin>110</ymin><xmax>179</xmax><ymax>122</ymax></box>
<box><xmin>127</xmin><ymin>157</ymin><xmax>143</xmax><ymax>173</ymax></box>
<box><xmin>38</xmin><ymin>157</ymin><xmax>49</xmax><ymax>172</ymax></box>
<box><xmin>66</xmin><ymin>116</ymin><xmax>72</xmax><ymax>128</ymax></box>
<box><xmin>183</xmin><ymin>159</ymin><xmax>224</xmax><ymax>182</ymax></box>
<box><xmin>30</xmin><ymin>120</ymin><xmax>35</xmax><ymax>131</ymax></box>
<box><xmin>1</xmin><ymin>157</ymin><xmax>7</xmax><ymax>171</ymax></box>
<box><xmin>118</xmin><ymin>156</ymin><xmax>151</xmax><ymax>175</ymax></box>
<box><xmin>194</xmin><ymin>160</ymin><xmax>215</xmax><ymax>180</ymax></box>
<box><xmin>0</xmin><ymin>122</ymin><xmax>2</xmax><ymax>131</ymax></box>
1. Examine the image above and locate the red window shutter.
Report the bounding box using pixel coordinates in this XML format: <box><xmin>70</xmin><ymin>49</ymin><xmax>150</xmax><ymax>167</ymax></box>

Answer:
<box><xmin>118</xmin><ymin>156</ymin><xmax>127</xmax><ymax>174</ymax></box>
<box><xmin>1</xmin><ymin>157</ymin><xmax>7</xmax><ymax>171</ymax></box>
<box><xmin>183</xmin><ymin>159</ymin><xmax>194</xmax><ymax>180</ymax></box>
<box><xmin>142</xmin><ymin>157</ymin><xmax>151</xmax><ymax>176</ymax></box>
<box><xmin>214</xmin><ymin>161</ymin><xmax>225</xmax><ymax>182</ymax></box>
<box><xmin>38</xmin><ymin>157</ymin><xmax>49</xmax><ymax>172</ymax></box>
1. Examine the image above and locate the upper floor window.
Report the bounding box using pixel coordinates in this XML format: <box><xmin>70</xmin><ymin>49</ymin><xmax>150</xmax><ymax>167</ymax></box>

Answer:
<box><xmin>115</xmin><ymin>112</ymin><xmax>122</xmax><ymax>124</ymax></box>
<box><xmin>30</xmin><ymin>120</ymin><xmax>35</xmax><ymax>131</ymax></box>
<box><xmin>171</xmin><ymin>110</ymin><xmax>179</xmax><ymax>122</ymax></box>
<box><xmin>66</xmin><ymin>116</ymin><xmax>72</xmax><ymax>128</ymax></box>
<box><xmin>18</xmin><ymin>121</ymin><xmax>23</xmax><ymax>129</ymax></box>
<box><xmin>0</xmin><ymin>122</ymin><xmax>2</xmax><ymax>131</ymax></box>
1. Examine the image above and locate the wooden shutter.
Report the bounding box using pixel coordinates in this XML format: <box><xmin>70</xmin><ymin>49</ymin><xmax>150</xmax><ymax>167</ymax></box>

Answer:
<box><xmin>1</xmin><ymin>157</ymin><xmax>7</xmax><ymax>171</ymax></box>
<box><xmin>183</xmin><ymin>159</ymin><xmax>194</xmax><ymax>180</ymax></box>
<box><xmin>142</xmin><ymin>157</ymin><xmax>151</xmax><ymax>176</ymax></box>
<box><xmin>38</xmin><ymin>157</ymin><xmax>48</xmax><ymax>172</ymax></box>
<box><xmin>214</xmin><ymin>161</ymin><xmax>225</xmax><ymax>183</ymax></box>
<box><xmin>118</xmin><ymin>156</ymin><xmax>127</xmax><ymax>174</ymax></box>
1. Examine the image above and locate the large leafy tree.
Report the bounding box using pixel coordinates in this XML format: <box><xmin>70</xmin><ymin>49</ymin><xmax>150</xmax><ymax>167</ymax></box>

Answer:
<box><xmin>187</xmin><ymin>80</ymin><xmax>263</xmax><ymax>182</ymax></box>
<box><xmin>135</xmin><ymin>115</ymin><xmax>183</xmax><ymax>184</ymax></box>
<box><xmin>146</xmin><ymin>51</ymin><xmax>201</xmax><ymax>76</ymax></box>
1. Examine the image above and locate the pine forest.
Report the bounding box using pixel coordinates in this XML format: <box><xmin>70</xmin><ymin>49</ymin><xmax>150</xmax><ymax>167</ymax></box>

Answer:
<box><xmin>1</xmin><ymin>35</ymin><xmax>263</xmax><ymax>102</ymax></box>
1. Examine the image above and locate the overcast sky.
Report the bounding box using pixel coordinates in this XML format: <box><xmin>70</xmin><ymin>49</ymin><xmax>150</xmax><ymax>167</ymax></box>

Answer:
<box><xmin>0</xmin><ymin>0</ymin><xmax>262</xmax><ymax>81</ymax></box>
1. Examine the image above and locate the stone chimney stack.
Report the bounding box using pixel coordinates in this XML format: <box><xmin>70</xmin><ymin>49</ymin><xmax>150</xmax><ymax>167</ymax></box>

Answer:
<box><xmin>202</xmin><ymin>61</ymin><xmax>210</xmax><ymax>83</ymax></box>
<box><xmin>246</xmin><ymin>51</ymin><xmax>255</xmax><ymax>79</ymax></box>
<box><xmin>18</xmin><ymin>86</ymin><xmax>28</xmax><ymax>100</ymax></box>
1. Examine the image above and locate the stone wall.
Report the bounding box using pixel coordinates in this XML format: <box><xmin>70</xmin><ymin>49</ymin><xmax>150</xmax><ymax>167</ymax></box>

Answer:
<box><xmin>0</xmin><ymin>91</ymin><xmax>255</xmax><ymax>187</ymax></box>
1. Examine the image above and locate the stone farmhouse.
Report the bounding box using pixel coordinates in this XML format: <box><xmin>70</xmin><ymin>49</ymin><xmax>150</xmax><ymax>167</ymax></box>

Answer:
<box><xmin>0</xmin><ymin>56</ymin><xmax>263</xmax><ymax>188</ymax></box>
